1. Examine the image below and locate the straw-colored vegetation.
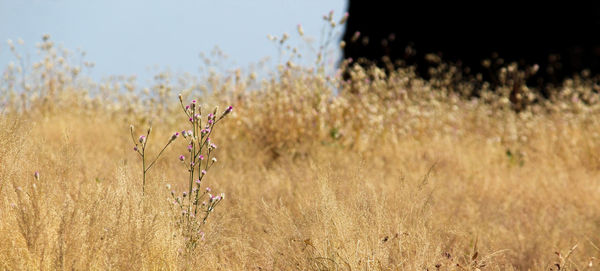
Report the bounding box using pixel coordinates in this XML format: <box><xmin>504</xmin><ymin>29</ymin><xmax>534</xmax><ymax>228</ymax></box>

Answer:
<box><xmin>2</xmin><ymin>25</ymin><xmax>600</xmax><ymax>270</ymax></box>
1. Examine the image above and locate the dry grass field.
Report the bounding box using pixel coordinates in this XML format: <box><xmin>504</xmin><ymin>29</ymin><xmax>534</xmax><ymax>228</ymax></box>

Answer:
<box><xmin>2</xmin><ymin>36</ymin><xmax>600</xmax><ymax>270</ymax></box>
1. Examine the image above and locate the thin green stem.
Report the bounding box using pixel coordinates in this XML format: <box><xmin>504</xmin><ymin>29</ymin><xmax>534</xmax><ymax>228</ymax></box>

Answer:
<box><xmin>145</xmin><ymin>140</ymin><xmax>173</xmax><ymax>172</ymax></box>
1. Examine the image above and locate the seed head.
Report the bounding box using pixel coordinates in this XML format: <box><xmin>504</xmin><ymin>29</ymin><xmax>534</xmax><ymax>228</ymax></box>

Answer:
<box><xmin>297</xmin><ymin>24</ymin><xmax>304</xmax><ymax>36</ymax></box>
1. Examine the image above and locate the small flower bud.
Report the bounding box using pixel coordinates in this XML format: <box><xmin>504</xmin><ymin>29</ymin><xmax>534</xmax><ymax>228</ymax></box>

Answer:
<box><xmin>201</xmin><ymin>170</ymin><xmax>206</xmax><ymax>175</ymax></box>
<box><xmin>178</xmin><ymin>93</ymin><xmax>183</xmax><ymax>103</ymax></box>
<box><xmin>139</xmin><ymin>135</ymin><xmax>146</xmax><ymax>144</ymax></box>
<box><xmin>206</xmin><ymin>187</ymin><xmax>211</xmax><ymax>192</ymax></box>
<box><xmin>339</xmin><ymin>12</ymin><xmax>349</xmax><ymax>24</ymax></box>
<box><xmin>211</xmin><ymin>157</ymin><xmax>217</xmax><ymax>163</ymax></box>
<box><xmin>171</xmin><ymin>132</ymin><xmax>179</xmax><ymax>141</ymax></box>
<box><xmin>179</xmin><ymin>155</ymin><xmax>185</xmax><ymax>161</ymax></box>
<box><xmin>166</xmin><ymin>184</ymin><xmax>171</xmax><ymax>190</ymax></box>
<box><xmin>34</xmin><ymin>171</ymin><xmax>40</xmax><ymax>181</ymax></box>
<box><xmin>199</xmin><ymin>155</ymin><xmax>205</xmax><ymax>160</ymax></box>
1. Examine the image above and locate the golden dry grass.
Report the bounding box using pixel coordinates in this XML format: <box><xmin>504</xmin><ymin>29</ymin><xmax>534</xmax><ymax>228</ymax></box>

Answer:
<box><xmin>2</xmin><ymin>38</ymin><xmax>600</xmax><ymax>270</ymax></box>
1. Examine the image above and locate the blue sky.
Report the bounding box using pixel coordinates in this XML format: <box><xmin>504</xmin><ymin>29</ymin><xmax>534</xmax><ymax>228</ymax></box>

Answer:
<box><xmin>0</xmin><ymin>0</ymin><xmax>346</xmax><ymax>83</ymax></box>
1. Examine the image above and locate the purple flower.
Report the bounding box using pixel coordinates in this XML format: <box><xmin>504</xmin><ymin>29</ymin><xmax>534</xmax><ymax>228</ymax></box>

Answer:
<box><xmin>185</xmin><ymin>105</ymin><xmax>190</xmax><ymax>110</ymax></box>
<box><xmin>195</xmin><ymin>179</ymin><xmax>201</xmax><ymax>184</ymax></box>
<box><xmin>182</xmin><ymin>191</ymin><xmax>187</xmax><ymax>197</ymax></box>
<box><xmin>133</xmin><ymin>146</ymin><xmax>138</xmax><ymax>151</ymax></box>
<box><xmin>179</xmin><ymin>155</ymin><xmax>185</xmax><ymax>161</ymax></box>
<box><xmin>188</xmin><ymin>145</ymin><xmax>193</xmax><ymax>152</ymax></box>
<box><xmin>201</xmin><ymin>170</ymin><xmax>206</xmax><ymax>175</ymax></box>
<box><xmin>171</xmin><ymin>132</ymin><xmax>179</xmax><ymax>141</ymax></box>
<box><xmin>138</xmin><ymin>135</ymin><xmax>146</xmax><ymax>144</ymax></box>
<box><xmin>199</xmin><ymin>155</ymin><xmax>205</xmax><ymax>160</ymax></box>
<box><xmin>189</xmin><ymin>117</ymin><xmax>193</xmax><ymax>122</ymax></box>
<box><xmin>206</xmin><ymin>187</ymin><xmax>211</xmax><ymax>192</ymax></box>
<box><xmin>223</xmin><ymin>106</ymin><xmax>233</xmax><ymax>116</ymax></box>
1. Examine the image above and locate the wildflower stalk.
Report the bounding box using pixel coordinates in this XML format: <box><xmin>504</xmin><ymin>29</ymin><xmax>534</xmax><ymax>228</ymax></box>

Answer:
<box><xmin>130</xmin><ymin>124</ymin><xmax>179</xmax><ymax>195</ymax></box>
<box><xmin>166</xmin><ymin>94</ymin><xmax>232</xmax><ymax>250</ymax></box>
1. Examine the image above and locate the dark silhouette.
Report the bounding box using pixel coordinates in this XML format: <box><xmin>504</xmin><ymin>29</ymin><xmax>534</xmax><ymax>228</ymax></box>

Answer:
<box><xmin>343</xmin><ymin>1</ymin><xmax>600</xmax><ymax>89</ymax></box>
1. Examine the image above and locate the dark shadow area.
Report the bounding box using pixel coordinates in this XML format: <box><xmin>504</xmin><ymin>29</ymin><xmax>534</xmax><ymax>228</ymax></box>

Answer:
<box><xmin>343</xmin><ymin>1</ymin><xmax>600</xmax><ymax>92</ymax></box>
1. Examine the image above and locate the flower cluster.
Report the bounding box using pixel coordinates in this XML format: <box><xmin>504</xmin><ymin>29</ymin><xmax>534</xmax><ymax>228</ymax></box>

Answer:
<box><xmin>166</xmin><ymin>94</ymin><xmax>232</xmax><ymax>249</ymax></box>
